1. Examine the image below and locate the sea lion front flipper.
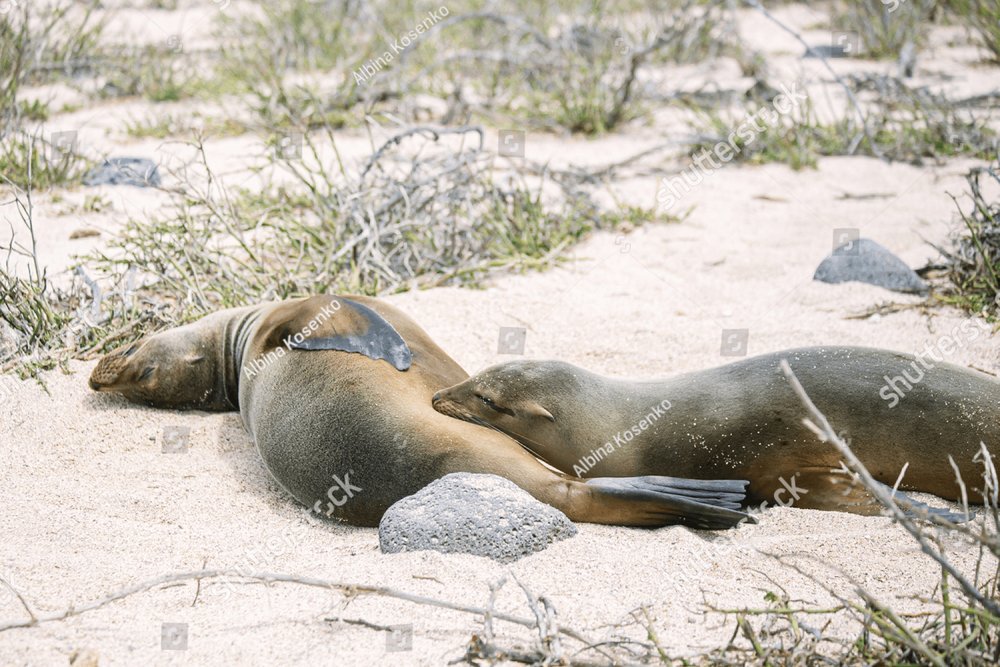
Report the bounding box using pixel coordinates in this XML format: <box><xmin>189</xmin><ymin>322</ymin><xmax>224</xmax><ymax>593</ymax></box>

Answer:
<box><xmin>288</xmin><ymin>298</ymin><xmax>411</xmax><ymax>371</ymax></box>
<box><xmin>586</xmin><ymin>477</ymin><xmax>755</xmax><ymax>530</ymax></box>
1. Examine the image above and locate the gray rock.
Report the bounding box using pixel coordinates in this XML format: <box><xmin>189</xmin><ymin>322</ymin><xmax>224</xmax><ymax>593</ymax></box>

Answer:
<box><xmin>814</xmin><ymin>238</ymin><xmax>928</xmax><ymax>294</ymax></box>
<box><xmin>378</xmin><ymin>473</ymin><xmax>577</xmax><ymax>562</ymax></box>
<box><xmin>83</xmin><ymin>157</ymin><xmax>161</xmax><ymax>187</ymax></box>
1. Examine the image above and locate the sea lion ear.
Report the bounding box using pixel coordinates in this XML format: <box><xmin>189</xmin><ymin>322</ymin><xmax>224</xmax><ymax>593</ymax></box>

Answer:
<box><xmin>185</xmin><ymin>354</ymin><xmax>206</xmax><ymax>364</ymax></box>
<box><xmin>521</xmin><ymin>401</ymin><xmax>555</xmax><ymax>422</ymax></box>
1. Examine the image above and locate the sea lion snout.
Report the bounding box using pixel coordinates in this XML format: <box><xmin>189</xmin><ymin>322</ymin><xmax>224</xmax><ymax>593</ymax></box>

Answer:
<box><xmin>430</xmin><ymin>389</ymin><xmax>464</xmax><ymax>420</ymax></box>
<box><xmin>89</xmin><ymin>344</ymin><xmax>139</xmax><ymax>391</ymax></box>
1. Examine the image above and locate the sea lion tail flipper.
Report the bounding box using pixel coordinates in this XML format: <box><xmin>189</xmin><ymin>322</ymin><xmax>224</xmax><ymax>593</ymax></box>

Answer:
<box><xmin>584</xmin><ymin>477</ymin><xmax>755</xmax><ymax>530</ymax></box>
<box><xmin>871</xmin><ymin>481</ymin><xmax>976</xmax><ymax>524</ymax></box>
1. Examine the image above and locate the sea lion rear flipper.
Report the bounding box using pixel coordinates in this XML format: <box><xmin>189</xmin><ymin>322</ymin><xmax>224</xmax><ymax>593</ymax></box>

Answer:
<box><xmin>871</xmin><ymin>481</ymin><xmax>975</xmax><ymax>523</ymax></box>
<box><xmin>586</xmin><ymin>476</ymin><xmax>755</xmax><ymax>530</ymax></box>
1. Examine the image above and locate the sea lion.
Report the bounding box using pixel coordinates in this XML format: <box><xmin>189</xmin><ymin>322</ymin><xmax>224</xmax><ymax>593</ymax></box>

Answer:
<box><xmin>432</xmin><ymin>346</ymin><xmax>1000</xmax><ymax>517</ymax></box>
<box><xmin>89</xmin><ymin>295</ymin><xmax>753</xmax><ymax>529</ymax></box>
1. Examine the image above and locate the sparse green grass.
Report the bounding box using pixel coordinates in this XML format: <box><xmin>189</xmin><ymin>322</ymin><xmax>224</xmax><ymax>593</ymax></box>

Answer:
<box><xmin>1</xmin><ymin>1</ymin><xmax>105</xmax><ymax>132</ymax></box>
<box><xmin>689</xmin><ymin>76</ymin><xmax>997</xmax><ymax>169</ymax></box>
<box><xmin>208</xmin><ymin>0</ymin><xmax>736</xmax><ymax>135</ymax></box>
<box><xmin>0</xmin><ymin>131</ymin><xmax>90</xmax><ymax>191</ymax></box>
<box><xmin>211</xmin><ymin>0</ymin><xmax>378</xmax><ymax>130</ymax></box>
<box><xmin>419</xmin><ymin>0</ymin><xmax>736</xmax><ymax>135</ymax></box>
<box><xmin>698</xmin><ymin>566</ymin><xmax>1000</xmax><ymax>665</ymax></box>
<box><xmin>17</xmin><ymin>99</ymin><xmax>50</xmax><ymax>122</ymax></box>
<box><xmin>946</xmin><ymin>0</ymin><xmax>1000</xmax><ymax>62</ymax></box>
<box><xmin>831</xmin><ymin>0</ymin><xmax>937</xmax><ymax>59</ymax></box>
<box><xmin>124</xmin><ymin>115</ymin><xmax>175</xmax><ymax>140</ymax></box>
<box><xmin>0</xmin><ymin>272</ymin><xmax>71</xmax><ymax>376</ymax></box>
<box><xmin>93</xmin><ymin>43</ymin><xmax>204</xmax><ymax>103</ymax></box>
<box><xmin>939</xmin><ymin>164</ymin><xmax>1000</xmax><ymax>319</ymax></box>
<box><xmin>690</xmin><ymin>95</ymin><xmax>848</xmax><ymax>170</ymax></box>
<box><xmin>125</xmin><ymin>113</ymin><xmax>249</xmax><ymax>140</ymax></box>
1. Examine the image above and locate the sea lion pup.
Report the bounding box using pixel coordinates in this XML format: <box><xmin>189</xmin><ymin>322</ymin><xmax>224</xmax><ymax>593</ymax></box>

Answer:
<box><xmin>432</xmin><ymin>346</ymin><xmax>1000</xmax><ymax>518</ymax></box>
<box><xmin>89</xmin><ymin>295</ymin><xmax>753</xmax><ymax>529</ymax></box>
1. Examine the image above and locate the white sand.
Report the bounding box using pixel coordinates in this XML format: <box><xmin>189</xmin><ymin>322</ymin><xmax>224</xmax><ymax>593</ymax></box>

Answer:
<box><xmin>2</xmin><ymin>2</ymin><xmax>998</xmax><ymax>665</ymax></box>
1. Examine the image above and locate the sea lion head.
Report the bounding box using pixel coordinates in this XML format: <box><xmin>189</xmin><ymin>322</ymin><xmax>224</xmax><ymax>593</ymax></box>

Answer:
<box><xmin>432</xmin><ymin>360</ymin><xmax>582</xmax><ymax>464</ymax></box>
<box><xmin>89</xmin><ymin>317</ymin><xmax>228</xmax><ymax>410</ymax></box>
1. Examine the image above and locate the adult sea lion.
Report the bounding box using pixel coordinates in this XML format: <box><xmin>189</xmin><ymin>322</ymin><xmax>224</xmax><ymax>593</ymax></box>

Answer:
<box><xmin>432</xmin><ymin>346</ymin><xmax>1000</xmax><ymax>517</ymax></box>
<box><xmin>89</xmin><ymin>295</ymin><xmax>752</xmax><ymax>529</ymax></box>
